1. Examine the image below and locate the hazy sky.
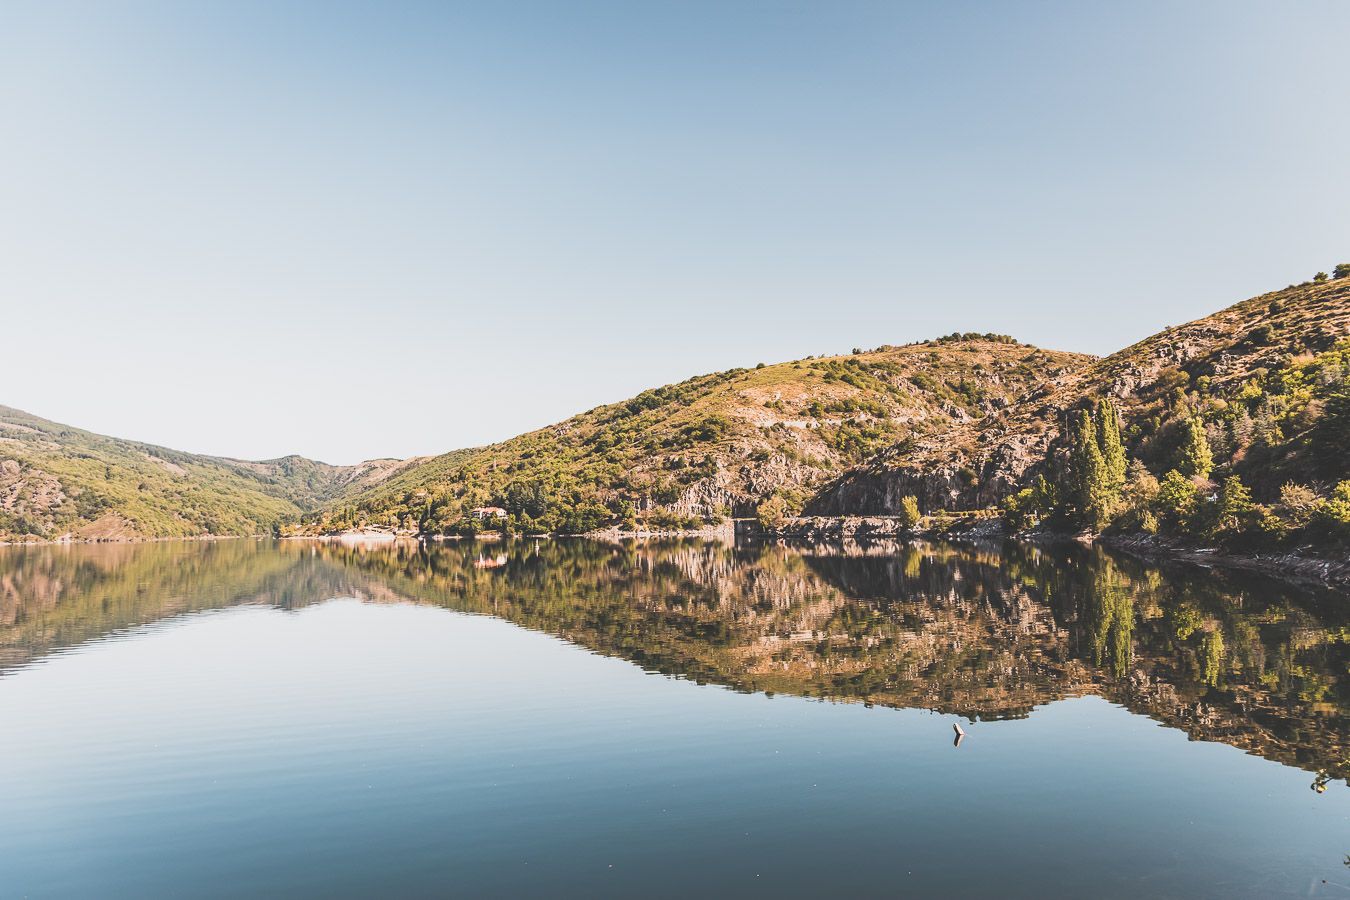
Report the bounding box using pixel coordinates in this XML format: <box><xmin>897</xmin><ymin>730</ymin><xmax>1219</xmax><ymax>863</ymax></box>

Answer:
<box><xmin>3</xmin><ymin>1</ymin><xmax>1348</xmax><ymax>463</ymax></box>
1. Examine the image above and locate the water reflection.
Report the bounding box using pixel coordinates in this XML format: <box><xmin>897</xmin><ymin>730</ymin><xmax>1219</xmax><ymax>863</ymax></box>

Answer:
<box><xmin>1</xmin><ymin>537</ymin><xmax>1346</xmax><ymax>785</ymax></box>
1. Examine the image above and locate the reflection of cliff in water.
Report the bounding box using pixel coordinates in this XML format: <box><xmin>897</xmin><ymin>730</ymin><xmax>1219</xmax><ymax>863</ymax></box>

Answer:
<box><xmin>0</xmin><ymin>537</ymin><xmax>1345</xmax><ymax>782</ymax></box>
<box><xmin>793</xmin><ymin>540</ymin><xmax>1348</xmax><ymax>781</ymax></box>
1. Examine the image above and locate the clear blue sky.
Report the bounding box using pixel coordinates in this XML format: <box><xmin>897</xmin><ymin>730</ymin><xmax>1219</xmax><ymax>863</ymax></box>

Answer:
<box><xmin>3</xmin><ymin>1</ymin><xmax>1348</xmax><ymax>463</ymax></box>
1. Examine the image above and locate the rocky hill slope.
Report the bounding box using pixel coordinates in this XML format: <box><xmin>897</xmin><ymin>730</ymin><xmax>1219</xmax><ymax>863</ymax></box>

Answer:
<box><xmin>305</xmin><ymin>339</ymin><xmax>1091</xmax><ymax>535</ymax></box>
<box><xmin>0</xmin><ymin>405</ymin><xmax>417</xmax><ymax>541</ymax></box>
<box><xmin>809</xmin><ymin>273</ymin><xmax>1350</xmax><ymax>516</ymax></box>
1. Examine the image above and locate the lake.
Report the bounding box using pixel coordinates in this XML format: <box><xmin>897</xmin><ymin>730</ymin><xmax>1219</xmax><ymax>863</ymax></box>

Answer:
<box><xmin>0</xmin><ymin>537</ymin><xmax>1346</xmax><ymax>898</ymax></box>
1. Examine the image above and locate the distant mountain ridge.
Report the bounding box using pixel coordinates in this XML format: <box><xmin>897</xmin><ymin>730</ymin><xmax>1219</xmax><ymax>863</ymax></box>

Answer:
<box><xmin>0</xmin><ymin>405</ymin><xmax>419</xmax><ymax>540</ymax></box>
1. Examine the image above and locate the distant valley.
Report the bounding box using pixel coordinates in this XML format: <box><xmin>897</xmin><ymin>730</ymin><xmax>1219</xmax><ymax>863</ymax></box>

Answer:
<box><xmin>0</xmin><ymin>405</ymin><xmax>420</xmax><ymax>540</ymax></box>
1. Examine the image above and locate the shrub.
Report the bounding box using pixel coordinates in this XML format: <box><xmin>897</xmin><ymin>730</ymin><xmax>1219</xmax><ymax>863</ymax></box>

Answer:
<box><xmin>1154</xmin><ymin>470</ymin><xmax>1199</xmax><ymax>532</ymax></box>
<box><xmin>898</xmin><ymin>495</ymin><xmax>922</xmax><ymax>529</ymax></box>
<box><xmin>1277</xmin><ymin>483</ymin><xmax>1318</xmax><ymax>528</ymax></box>
<box><xmin>1311</xmin><ymin>481</ymin><xmax>1350</xmax><ymax>540</ymax></box>
<box><xmin>756</xmin><ymin>494</ymin><xmax>792</xmax><ymax>530</ymax></box>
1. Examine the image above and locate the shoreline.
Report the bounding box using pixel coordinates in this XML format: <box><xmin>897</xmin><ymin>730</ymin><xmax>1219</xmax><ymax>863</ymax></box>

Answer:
<box><xmin>0</xmin><ymin>533</ymin><xmax>250</xmax><ymax>547</ymax></box>
<box><xmin>754</xmin><ymin>515</ymin><xmax>1350</xmax><ymax>589</ymax></box>
<box><xmin>1099</xmin><ymin>533</ymin><xmax>1350</xmax><ymax>589</ymax></box>
<box><xmin>4</xmin><ymin>521</ymin><xmax>1346</xmax><ymax>590</ymax></box>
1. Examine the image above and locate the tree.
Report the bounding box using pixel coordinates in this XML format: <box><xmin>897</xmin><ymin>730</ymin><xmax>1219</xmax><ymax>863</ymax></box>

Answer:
<box><xmin>1096</xmin><ymin>398</ymin><xmax>1127</xmax><ymax>497</ymax></box>
<box><xmin>1001</xmin><ymin>475</ymin><xmax>1057</xmax><ymax>532</ymax></box>
<box><xmin>1001</xmin><ymin>488</ymin><xmax>1037</xmax><ymax>532</ymax></box>
<box><xmin>1175</xmin><ymin>418</ymin><xmax>1213</xmax><ymax>479</ymax></box>
<box><xmin>898</xmin><ymin>495</ymin><xmax>922</xmax><ymax>529</ymax></box>
<box><xmin>1333</xmin><ymin>263</ymin><xmax>1350</xmax><ymax>280</ymax></box>
<box><xmin>1313</xmin><ymin>271</ymin><xmax>1329</xmax><ymax>283</ymax></box>
<box><xmin>1311</xmin><ymin>480</ymin><xmax>1350</xmax><ymax>541</ymax></box>
<box><xmin>503</xmin><ymin>479</ymin><xmax>549</xmax><ymax>518</ymax></box>
<box><xmin>1118</xmin><ymin>460</ymin><xmax>1160</xmax><ymax>533</ymax></box>
<box><xmin>756</xmin><ymin>493</ymin><xmax>791</xmax><ymax>531</ymax></box>
<box><xmin>1155</xmin><ymin>469</ymin><xmax>1199</xmax><ymax>531</ymax></box>
<box><xmin>1215</xmin><ymin>475</ymin><xmax>1256</xmax><ymax>535</ymax></box>
<box><xmin>1068</xmin><ymin>408</ymin><xmax>1111</xmax><ymax>529</ymax></box>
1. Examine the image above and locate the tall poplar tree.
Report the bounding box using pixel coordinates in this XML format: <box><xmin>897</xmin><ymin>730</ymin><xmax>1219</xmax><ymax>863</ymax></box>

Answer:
<box><xmin>1096</xmin><ymin>398</ymin><xmax>1127</xmax><ymax>497</ymax></box>
<box><xmin>1069</xmin><ymin>409</ymin><xmax>1110</xmax><ymax>527</ymax></box>
<box><xmin>1067</xmin><ymin>402</ymin><xmax>1129</xmax><ymax>530</ymax></box>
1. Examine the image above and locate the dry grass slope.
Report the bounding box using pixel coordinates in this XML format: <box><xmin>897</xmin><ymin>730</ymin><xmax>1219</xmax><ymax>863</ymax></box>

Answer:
<box><xmin>310</xmin><ymin>338</ymin><xmax>1090</xmax><ymax>535</ymax></box>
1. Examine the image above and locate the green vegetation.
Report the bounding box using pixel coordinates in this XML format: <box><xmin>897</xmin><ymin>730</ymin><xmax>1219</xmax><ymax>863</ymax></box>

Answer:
<box><xmin>305</xmin><ymin>340</ymin><xmax>1083</xmax><ymax>536</ymax></box>
<box><xmin>1174</xmin><ymin>417</ymin><xmax>1213</xmax><ymax>479</ymax></box>
<box><xmin>1004</xmin><ymin>328</ymin><xmax>1350</xmax><ymax>552</ymax></box>
<box><xmin>1002</xmin><ymin>400</ymin><xmax>1129</xmax><ymax>531</ymax></box>
<box><xmin>0</xmin><ymin>405</ymin><xmax>405</xmax><ymax>541</ymax></box>
<box><xmin>845</xmin><ymin>267</ymin><xmax>1350</xmax><ymax>559</ymax></box>
<box><xmin>897</xmin><ymin>495</ymin><xmax>922</xmax><ymax>528</ymax></box>
<box><xmin>1068</xmin><ymin>407</ymin><xmax>1111</xmax><ymax>528</ymax></box>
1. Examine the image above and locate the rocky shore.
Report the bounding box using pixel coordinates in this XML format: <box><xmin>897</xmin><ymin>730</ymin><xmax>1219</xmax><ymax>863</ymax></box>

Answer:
<box><xmin>1101</xmin><ymin>533</ymin><xmax>1350</xmax><ymax>589</ymax></box>
<box><xmin>757</xmin><ymin>515</ymin><xmax>1350</xmax><ymax>589</ymax></box>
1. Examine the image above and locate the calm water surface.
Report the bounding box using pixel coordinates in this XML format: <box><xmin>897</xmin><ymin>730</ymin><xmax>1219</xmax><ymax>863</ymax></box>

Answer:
<box><xmin>0</xmin><ymin>538</ymin><xmax>1346</xmax><ymax>898</ymax></box>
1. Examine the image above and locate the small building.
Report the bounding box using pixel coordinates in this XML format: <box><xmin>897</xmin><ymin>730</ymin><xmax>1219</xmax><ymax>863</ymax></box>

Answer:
<box><xmin>472</xmin><ymin>506</ymin><xmax>508</xmax><ymax>520</ymax></box>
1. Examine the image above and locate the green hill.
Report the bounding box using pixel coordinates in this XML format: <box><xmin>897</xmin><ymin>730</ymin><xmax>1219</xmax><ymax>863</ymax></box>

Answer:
<box><xmin>810</xmin><ymin>270</ymin><xmax>1350</xmax><ymax>550</ymax></box>
<box><xmin>304</xmin><ymin>339</ymin><xmax>1091</xmax><ymax>535</ymax></box>
<box><xmin>0</xmin><ymin>405</ymin><xmax>416</xmax><ymax>540</ymax></box>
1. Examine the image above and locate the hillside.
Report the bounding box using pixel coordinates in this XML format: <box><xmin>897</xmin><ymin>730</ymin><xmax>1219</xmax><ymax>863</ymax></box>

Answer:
<box><xmin>809</xmin><ymin>271</ymin><xmax>1350</xmax><ymax>546</ymax></box>
<box><xmin>304</xmin><ymin>339</ymin><xmax>1092</xmax><ymax>535</ymax></box>
<box><xmin>0</xmin><ymin>405</ymin><xmax>417</xmax><ymax>541</ymax></box>
<box><xmin>10</xmin><ymin>270</ymin><xmax>1345</xmax><ymax>547</ymax></box>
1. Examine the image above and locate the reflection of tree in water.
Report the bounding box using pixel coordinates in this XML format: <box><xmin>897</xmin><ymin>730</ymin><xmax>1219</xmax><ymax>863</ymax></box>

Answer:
<box><xmin>0</xmin><ymin>536</ymin><xmax>1346</xmax><ymax>783</ymax></box>
<box><xmin>1198</xmin><ymin>630</ymin><xmax>1225</xmax><ymax>687</ymax></box>
<box><xmin>1088</xmin><ymin>561</ymin><xmax>1133</xmax><ymax>679</ymax></box>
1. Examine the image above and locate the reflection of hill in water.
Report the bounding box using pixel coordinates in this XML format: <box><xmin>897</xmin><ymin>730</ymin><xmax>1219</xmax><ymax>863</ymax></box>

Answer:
<box><xmin>1</xmin><ymin>537</ymin><xmax>1346</xmax><ymax>782</ymax></box>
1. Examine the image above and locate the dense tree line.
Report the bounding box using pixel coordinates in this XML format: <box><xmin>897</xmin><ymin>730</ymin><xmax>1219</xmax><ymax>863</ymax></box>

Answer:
<box><xmin>1003</xmin><ymin>337</ymin><xmax>1350</xmax><ymax>552</ymax></box>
